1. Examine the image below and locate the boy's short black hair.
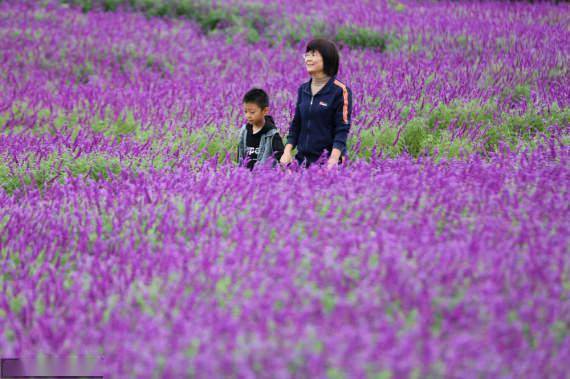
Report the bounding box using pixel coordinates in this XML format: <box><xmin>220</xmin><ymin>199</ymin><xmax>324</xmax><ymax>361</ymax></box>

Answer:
<box><xmin>306</xmin><ymin>39</ymin><xmax>340</xmax><ymax>77</ymax></box>
<box><xmin>243</xmin><ymin>88</ymin><xmax>269</xmax><ymax>109</ymax></box>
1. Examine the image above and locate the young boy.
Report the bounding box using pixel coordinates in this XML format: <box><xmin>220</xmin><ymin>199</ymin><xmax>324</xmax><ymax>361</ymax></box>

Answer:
<box><xmin>237</xmin><ymin>88</ymin><xmax>284</xmax><ymax>170</ymax></box>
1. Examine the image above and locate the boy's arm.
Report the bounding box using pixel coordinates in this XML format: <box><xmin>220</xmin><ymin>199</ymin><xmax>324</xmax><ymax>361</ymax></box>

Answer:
<box><xmin>272</xmin><ymin>133</ymin><xmax>285</xmax><ymax>162</ymax></box>
<box><xmin>237</xmin><ymin>127</ymin><xmax>244</xmax><ymax>165</ymax></box>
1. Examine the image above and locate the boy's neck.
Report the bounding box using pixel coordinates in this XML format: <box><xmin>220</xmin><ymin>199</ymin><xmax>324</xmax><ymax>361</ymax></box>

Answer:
<box><xmin>252</xmin><ymin>117</ymin><xmax>266</xmax><ymax>133</ymax></box>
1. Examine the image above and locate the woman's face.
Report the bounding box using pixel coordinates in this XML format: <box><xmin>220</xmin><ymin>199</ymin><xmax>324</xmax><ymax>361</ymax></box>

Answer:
<box><xmin>304</xmin><ymin>50</ymin><xmax>324</xmax><ymax>76</ymax></box>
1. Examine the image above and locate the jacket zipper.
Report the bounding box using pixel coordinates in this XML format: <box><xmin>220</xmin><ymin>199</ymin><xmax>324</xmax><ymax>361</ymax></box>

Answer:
<box><xmin>305</xmin><ymin>95</ymin><xmax>314</xmax><ymax>150</ymax></box>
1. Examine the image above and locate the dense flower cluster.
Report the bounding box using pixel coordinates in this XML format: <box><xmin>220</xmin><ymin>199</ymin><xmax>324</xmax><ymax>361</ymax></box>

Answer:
<box><xmin>1</xmin><ymin>1</ymin><xmax>568</xmax><ymax>377</ymax></box>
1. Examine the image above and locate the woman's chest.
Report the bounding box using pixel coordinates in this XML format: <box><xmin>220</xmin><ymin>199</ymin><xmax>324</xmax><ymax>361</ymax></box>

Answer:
<box><xmin>299</xmin><ymin>93</ymin><xmax>334</xmax><ymax>121</ymax></box>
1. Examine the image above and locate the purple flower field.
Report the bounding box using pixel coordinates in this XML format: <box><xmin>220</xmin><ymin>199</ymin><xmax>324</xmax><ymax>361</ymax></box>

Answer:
<box><xmin>1</xmin><ymin>1</ymin><xmax>569</xmax><ymax>377</ymax></box>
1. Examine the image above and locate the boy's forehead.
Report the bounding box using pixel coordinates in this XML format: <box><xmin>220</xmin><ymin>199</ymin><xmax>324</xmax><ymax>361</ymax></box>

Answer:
<box><xmin>243</xmin><ymin>102</ymin><xmax>263</xmax><ymax>110</ymax></box>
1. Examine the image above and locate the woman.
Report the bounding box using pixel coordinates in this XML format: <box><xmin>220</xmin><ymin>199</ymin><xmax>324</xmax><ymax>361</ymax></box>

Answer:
<box><xmin>280</xmin><ymin>39</ymin><xmax>353</xmax><ymax>168</ymax></box>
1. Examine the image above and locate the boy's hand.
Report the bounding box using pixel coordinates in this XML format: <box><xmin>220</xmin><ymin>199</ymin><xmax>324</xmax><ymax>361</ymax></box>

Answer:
<box><xmin>280</xmin><ymin>145</ymin><xmax>294</xmax><ymax>165</ymax></box>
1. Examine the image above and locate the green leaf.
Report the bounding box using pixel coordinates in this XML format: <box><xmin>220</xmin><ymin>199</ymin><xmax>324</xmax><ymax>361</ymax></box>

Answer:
<box><xmin>216</xmin><ymin>276</ymin><xmax>232</xmax><ymax>295</ymax></box>
<box><xmin>327</xmin><ymin>367</ymin><xmax>345</xmax><ymax>379</ymax></box>
<box><xmin>322</xmin><ymin>290</ymin><xmax>336</xmax><ymax>314</ymax></box>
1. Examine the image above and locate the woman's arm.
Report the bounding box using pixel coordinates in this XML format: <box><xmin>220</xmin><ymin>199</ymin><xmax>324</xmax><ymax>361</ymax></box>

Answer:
<box><xmin>281</xmin><ymin>87</ymin><xmax>302</xmax><ymax>165</ymax></box>
<box><xmin>332</xmin><ymin>84</ymin><xmax>352</xmax><ymax>153</ymax></box>
<box><xmin>286</xmin><ymin>87</ymin><xmax>302</xmax><ymax>149</ymax></box>
<box><xmin>329</xmin><ymin>83</ymin><xmax>352</xmax><ymax>168</ymax></box>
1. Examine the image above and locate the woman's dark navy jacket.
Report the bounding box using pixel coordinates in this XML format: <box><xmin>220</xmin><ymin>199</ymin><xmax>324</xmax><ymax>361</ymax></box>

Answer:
<box><xmin>286</xmin><ymin>76</ymin><xmax>352</xmax><ymax>163</ymax></box>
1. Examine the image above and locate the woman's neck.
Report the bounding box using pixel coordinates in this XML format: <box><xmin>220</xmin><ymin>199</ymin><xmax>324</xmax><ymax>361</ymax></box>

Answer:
<box><xmin>311</xmin><ymin>73</ymin><xmax>330</xmax><ymax>96</ymax></box>
<box><xmin>311</xmin><ymin>72</ymin><xmax>330</xmax><ymax>85</ymax></box>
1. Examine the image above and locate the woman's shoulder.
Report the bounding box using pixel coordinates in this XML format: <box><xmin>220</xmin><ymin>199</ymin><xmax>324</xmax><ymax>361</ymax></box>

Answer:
<box><xmin>297</xmin><ymin>80</ymin><xmax>312</xmax><ymax>92</ymax></box>
<box><xmin>331</xmin><ymin>78</ymin><xmax>351</xmax><ymax>93</ymax></box>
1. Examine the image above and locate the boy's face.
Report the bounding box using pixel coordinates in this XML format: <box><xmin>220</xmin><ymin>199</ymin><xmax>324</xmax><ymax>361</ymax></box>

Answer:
<box><xmin>243</xmin><ymin>103</ymin><xmax>268</xmax><ymax>126</ymax></box>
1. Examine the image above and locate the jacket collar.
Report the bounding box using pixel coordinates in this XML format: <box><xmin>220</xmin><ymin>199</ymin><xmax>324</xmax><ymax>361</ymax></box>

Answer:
<box><xmin>302</xmin><ymin>76</ymin><xmax>336</xmax><ymax>96</ymax></box>
<box><xmin>246</xmin><ymin>115</ymin><xmax>276</xmax><ymax>134</ymax></box>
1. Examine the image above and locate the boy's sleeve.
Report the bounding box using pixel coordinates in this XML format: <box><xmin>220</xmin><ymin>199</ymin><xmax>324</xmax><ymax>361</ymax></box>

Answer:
<box><xmin>333</xmin><ymin>85</ymin><xmax>352</xmax><ymax>152</ymax></box>
<box><xmin>272</xmin><ymin>133</ymin><xmax>285</xmax><ymax>161</ymax></box>
<box><xmin>286</xmin><ymin>87</ymin><xmax>302</xmax><ymax>147</ymax></box>
<box><xmin>237</xmin><ymin>126</ymin><xmax>245</xmax><ymax>165</ymax></box>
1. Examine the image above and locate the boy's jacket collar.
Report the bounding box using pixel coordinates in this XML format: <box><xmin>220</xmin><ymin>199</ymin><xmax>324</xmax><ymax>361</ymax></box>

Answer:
<box><xmin>246</xmin><ymin>115</ymin><xmax>277</xmax><ymax>134</ymax></box>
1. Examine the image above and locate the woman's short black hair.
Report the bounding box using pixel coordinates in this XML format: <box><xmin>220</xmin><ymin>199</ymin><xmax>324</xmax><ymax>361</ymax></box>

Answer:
<box><xmin>243</xmin><ymin>88</ymin><xmax>269</xmax><ymax>109</ymax></box>
<box><xmin>306</xmin><ymin>39</ymin><xmax>340</xmax><ymax>77</ymax></box>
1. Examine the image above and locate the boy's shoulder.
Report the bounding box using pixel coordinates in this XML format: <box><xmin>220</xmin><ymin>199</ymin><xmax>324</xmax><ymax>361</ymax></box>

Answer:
<box><xmin>263</xmin><ymin>128</ymin><xmax>279</xmax><ymax>137</ymax></box>
<box><xmin>238</xmin><ymin>124</ymin><xmax>249</xmax><ymax>141</ymax></box>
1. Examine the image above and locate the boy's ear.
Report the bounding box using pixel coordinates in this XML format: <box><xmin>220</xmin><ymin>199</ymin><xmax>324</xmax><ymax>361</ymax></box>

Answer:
<box><xmin>262</xmin><ymin>107</ymin><xmax>270</xmax><ymax>115</ymax></box>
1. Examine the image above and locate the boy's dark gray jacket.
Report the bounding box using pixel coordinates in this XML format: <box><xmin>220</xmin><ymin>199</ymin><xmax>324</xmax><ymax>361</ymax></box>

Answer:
<box><xmin>286</xmin><ymin>76</ymin><xmax>352</xmax><ymax>161</ymax></box>
<box><xmin>237</xmin><ymin>116</ymin><xmax>283</xmax><ymax>167</ymax></box>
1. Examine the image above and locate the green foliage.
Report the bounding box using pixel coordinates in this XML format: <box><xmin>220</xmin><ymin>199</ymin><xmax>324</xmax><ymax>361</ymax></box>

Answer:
<box><xmin>184</xmin><ymin>338</ymin><xmax>201</xmax><ymax>358</ymax></box>
<box><xmin>327</xmin><ymin>367</ymin><xmax>346</xmax><ymax>379</ymax></box>
<box><xmin>502</xmin><ymin>104</ymin><xmax>569</xmax><ymax>137</ymax></box>
<box><xmin>427</xmin><ymin>99</ymin><xmax>496</xmax><ymax>132</ymax></box>
<box><xmin>352</xmin><ymin>126</ymin><xmax>402</xmax><ymax>159</ymax></box>
<box><xmin>59</xmin><ymin>0</ymin><xmax>410</xmax><ymax>52</ymax></box>
<box><xmin>551</xmin><ymin>320</ymin><xmax>568</xmax><ymax>344</ymax></box>
<box><xmin>173</xmin><ymin>0</ymin><xmax>198</xmax><ymax>17</ymax></box>
<box><xmin>0</xmin><ymin>163</ymin><xmax>20</xmax><ymax>195</ymax></box>
<box><xmin>388</xmin><ymin>0</ymin><xmax>406</xmax><ymax>12</ymax></box>
<box><xmin>370</xmin><ymin>370</ymin><xmax>393</xmax><ymax>379</ymax></box>
<box><xmin>113</xmin><ymin>110</ymin><xmax>138</xmax><ymax>139</ymax></box>
<box><xmin>61</xmin><ymin>0</ymin><xmax>94</xmax><ymax>13</ymax></box>
<box><xmin>102</xmin><ymin>0</ymin><xmax>121</xmax><ymax>11</ymax></box>
<box><xmin>268</xmin><ymin>15</ymin><xmax>332</xmax><ymax>46</ymax></box>
<box><xmin>401</xmin><ymin>118</ymin><xmax>429</xmax><ymax>157</ymax></box>
<box><xmin>336</xmin><ymin>26</ymin><xmax>387</xmax><ymax>51</ymax></box>
<box><xmin>186</xmin><ymin>125</ymin><xmax>237</xmax><ymax>164</ymax></box>
<box><xmin>192</xmin><ymin>7</ymin><xmax>228</xmax><ymax>32</ymax></box>
<box><xmin>0</xmin><ymin>152</ymin><xmax>123</xmax><ymax>195</ymax></box>
<box><xmin>351</xmin><ymin>98</ymin><xmax>568</xmax><ymax>161</ymax></box>
<box><xmin>10</xmin><ymin>295</ymin><xmax>25</xmax><ymax>314</ymax></box>
<box><xmin>499</xmin><ymin>83</ymin><xmax>532</xmax><ymax>104</ymax></box>
<box><xmin>322</xmin><ymin>289</ymin><xmax>336</xmax><ymax>314</ymax></box>
<box><xmin>216</xmin><ymin>276</ymin><xmax>232</xmax><ymax>295</ymax></box>
<box><xmin>73</xmin><ymin>61</ymin><xmax>94</xmax><ymax>84</ymax></box>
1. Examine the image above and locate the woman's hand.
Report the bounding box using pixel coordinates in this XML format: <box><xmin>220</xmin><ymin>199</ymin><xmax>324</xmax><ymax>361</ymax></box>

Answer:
<box><xmin>280</xmin><ymin>144</ymin><xmax>294</xmax><ymax>165</ymax></box>
<box><xmin>327</xmin><ymin>148</ymin><xmax>342</xmax><ymax>170</ymax></box>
